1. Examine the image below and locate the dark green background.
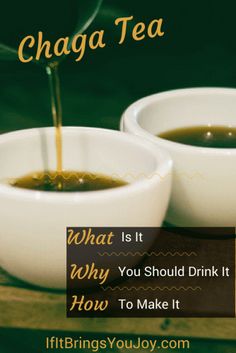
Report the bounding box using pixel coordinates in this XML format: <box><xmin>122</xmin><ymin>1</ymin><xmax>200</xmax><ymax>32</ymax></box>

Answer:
<box><xmin>1</xmin><ymin>0</ymin><xmax>236</xmax><ymax>132</ymax></box>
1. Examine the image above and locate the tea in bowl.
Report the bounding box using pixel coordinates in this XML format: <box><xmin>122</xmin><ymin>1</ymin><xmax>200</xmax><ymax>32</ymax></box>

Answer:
<box><xmin>121</xmin><ymin>87</ymin><xmax>236</xmax><ymax>227</ymax></box>
<box><xmin>0</xmin><ymin>127</ymin><xmax>172</xmax><ymax>288</ymax></box>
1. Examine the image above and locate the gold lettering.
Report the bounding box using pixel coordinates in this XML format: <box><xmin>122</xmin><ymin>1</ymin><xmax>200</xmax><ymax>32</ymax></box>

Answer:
<box><xmin>147</xmin><ymin>19</ymin><xmax>165</xmax><ymax>38</ymax></box>
<box><xmin>69</xmin><ymin>295</ymin><xmax>109</xmax><ymax>311</ymax></box>
<box><xmin>115</xmin><ymin>16</ymin><xmax>134</xmax><ymax>44</ymax></box>
<box><xmin>54</xmin><ymin>37</ymin><xmax>70</xmax><ymax>56</ymax></box>
<box><xmin>70</xmin><ymin>263</ymin><xmax>109</xmax><ymax>285</ymax></box>
<box><xmin>18</xmin><ymin>17</ymin><xmax>166</xmax><ymax>64</ymax></box>
<box><xmin>106</xmin><ymin>231</ymin><xmax>114</xmax><ymax>245</ymax></box>
<box><xmin>96</xmin><ymin>231</ymin><xmax>114</xmax><ymax>245</ymax></box>
<box><xmin>71</xmin><ymin>33</ymin><xmax>87</xmax><ymax>62</ymax></box>
<box><xmin>132</xmin><ymin>22</ymin><xmax>146</xmax><ymax>41</ymax></box>
<box><xmin>67</xmin><ymin>228</ymin><xmax>114</xmax><ymax>245</ymax></box>
<box><xmin>67</xmin><ymin>229</ymin><xmax>84</xmax><ymax>245</ymax></box>
<box><xmin>89</xmin><ymin>30</ymin><xmax>106</xmax><ymax>50</ymax></box>
<box><xmin>18</xmin><ymin>35</ymin><xmax>35</xmax><ymax>63</ymax></box>
<box><xmin>36</xmin><ymin>31</ymin><xmax>52</xmax><ymax>60</ymax></box>
<box><xmin>84</xmin><ymin>228</ymin><xmax>96</xmax><ymax>244</ymax></box>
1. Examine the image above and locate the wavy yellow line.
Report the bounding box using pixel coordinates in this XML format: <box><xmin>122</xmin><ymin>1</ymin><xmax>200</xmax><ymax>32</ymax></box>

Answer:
<box><xmin>98</xmin><ymin>251</ymin><xmax>197</xmax><ymax>257</ymax></box>
<box><xmin>102</xmin><ymin>286</ymin><xmax>202</xmax><ymax>291</ymax></box>
<box><xmin>12</xmin><ymin>170</ymin><xmax>205</xmax><ymax>182</ymax></box>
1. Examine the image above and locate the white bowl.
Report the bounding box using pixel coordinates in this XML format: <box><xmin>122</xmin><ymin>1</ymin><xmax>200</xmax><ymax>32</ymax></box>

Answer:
<box><xmin>121</xmin><ymin>87</ymin><xmax>236</xmax><ymax>227</ymax></box>
<box><xmin>0</xmin><ymin>127</ymin><xmax>172</xmax><ymax>288</ymax></box>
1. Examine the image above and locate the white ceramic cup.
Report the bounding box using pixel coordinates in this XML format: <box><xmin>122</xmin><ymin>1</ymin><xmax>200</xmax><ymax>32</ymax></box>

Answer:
<box><xmin>121</xmin><ymin>87</ymin><xmax>236</xmax><ymax>227</ymax></box>
<box><xmin>0</xmin><ymin>127</ymin><xmax>172</xmax><ymax>288</ymax></box>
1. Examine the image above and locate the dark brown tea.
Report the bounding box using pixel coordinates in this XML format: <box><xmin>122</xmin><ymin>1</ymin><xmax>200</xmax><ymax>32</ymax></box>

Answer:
<box><xmin>11</xmin><ymin>171</ymin><xmax>127</xmax><ymax>192</ymax></box>
<box><xmin>46</xmin><ymin>63</ymin><xmax>63</xmax><ymax>174</ymax></box>
<box><xmin>159</xmin><ymin>125</ymin><xmax>236</xmax><ymax>148</ymax></box>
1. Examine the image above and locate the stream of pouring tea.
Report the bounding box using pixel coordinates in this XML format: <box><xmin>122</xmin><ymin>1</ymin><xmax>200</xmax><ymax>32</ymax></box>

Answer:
<box><xmin>46</xmin><ymin>62</ymin><xmax>63</xmax><ymax>185</ymax></box>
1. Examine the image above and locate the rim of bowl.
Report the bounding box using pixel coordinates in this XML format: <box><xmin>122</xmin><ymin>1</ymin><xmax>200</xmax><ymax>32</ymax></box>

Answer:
<box><xmin>0</xmin><ymin>126</ymin><xmax>172</xmax><ymax>203</ymax></box>
<box><xmin>122</xmin><ymin>87</ymin><xmax>236</xmax><ymax>156</ymax></box>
